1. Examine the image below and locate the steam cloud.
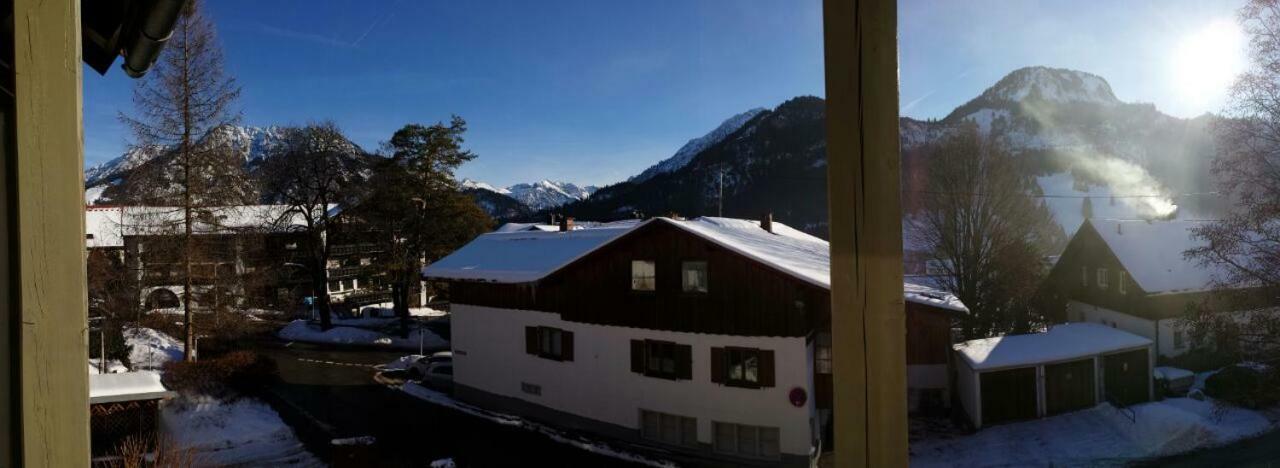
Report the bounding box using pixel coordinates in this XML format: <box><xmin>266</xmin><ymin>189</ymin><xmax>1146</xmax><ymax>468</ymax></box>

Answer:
<box><xmin>1071</xmin><ymin>153</ymin><xmax>1178</xmax><ymax>219</ymax></box>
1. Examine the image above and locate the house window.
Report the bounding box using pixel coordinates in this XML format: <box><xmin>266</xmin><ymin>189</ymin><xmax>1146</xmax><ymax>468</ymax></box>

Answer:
<box><xmin>711</xmin><ymin>347</ymin><xmax>776</xmax><ymax>388</ymax></box>
<box><xmin>1081</xmin><ymin>266</ymin><xmax>1088</xmax><ymax>287</ymax></box>
<box><xmin>1096</xmin><ymin>268</ymin><xmax>1109</xmax><ymax>289</ymax></box>
<box><xmin>328</xmin><ymin>280</ymin><xmax>341</xmax><ymax>293</ymax></box>
<box><xmin>815</xmin><ymin>332</ymin><xmax>832</xmax><ymax>374</ymax></box>
<box><xmin>1118</xmin><ymin>271</ymin><xmax>1127</xmax><ymax>295</ymax></box>
<box><xmin>712</xmin><ymin>421</ymin><xmax>781</xmax><ymax>460</ymax></box>
<box><xmin>681</xmin><ymin>261</ymin><xmax>708</xmax><ymax>293</ymax></box>
<box><xmin>631</xmin><ymin>260</ymin><xmax>656</xmax><ymax>291</ymax></box>
<box><xmin>630</xmin><ymin>339</ymin><xmax>692</xmax><ymax>380</ymax></box>
<box><xmin>525</xmin><ymin>326</ymin><xmax>574</xmax><ymax>361</ymax></box>
<box><xmin>1174</xmin><ymin>329</ymin><xmax>1186</xmax><ymax>349</ymax></box>
<box><xmin>640</xmin><ymin>409</ymin><xmax>698</xmax><ymax>447</ymax></box>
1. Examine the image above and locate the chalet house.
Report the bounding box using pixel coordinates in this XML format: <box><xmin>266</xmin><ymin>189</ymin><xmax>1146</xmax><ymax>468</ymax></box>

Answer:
<box><xmin>84</xmin><ymin>205</ymin><xmax>391</xmax><ymax>312</ymax></box>
<box><xmin>423</xmin><ymin>216</ymin><xmax>965</xmax><ymax>466</ymax></box>
<box><xmin>1045</xmin><ymin>219</ymin><xmax>1274</xmax><ymax>358</ymax></box>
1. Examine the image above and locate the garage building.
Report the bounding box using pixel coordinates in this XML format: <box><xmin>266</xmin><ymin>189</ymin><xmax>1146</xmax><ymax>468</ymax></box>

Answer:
<box><xmin>953</xmin><ymin>323</ymin><xmax>1154</xmax><ymax>429</ymax></box>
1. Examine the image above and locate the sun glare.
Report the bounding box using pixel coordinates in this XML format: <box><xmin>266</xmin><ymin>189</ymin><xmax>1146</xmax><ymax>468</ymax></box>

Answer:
<box><xmin>1171</xmin><ymin>19</ymin><xmax>1247</xmax><ymax>110</ymax></box>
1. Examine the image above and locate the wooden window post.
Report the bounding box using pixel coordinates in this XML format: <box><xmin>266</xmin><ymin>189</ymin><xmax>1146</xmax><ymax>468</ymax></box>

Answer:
<box><xmin>11</xmin><ymin>0</ymin><xmax>92</xmax><ymax>465</ymax></box>
<box><xmin>823</xmin><ymin>0</ymin><xmax>906</xmax><ymax>466</ymax></box>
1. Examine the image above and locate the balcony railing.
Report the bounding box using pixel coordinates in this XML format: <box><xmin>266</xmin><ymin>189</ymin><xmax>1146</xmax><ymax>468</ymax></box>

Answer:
<box><xmin>330</xmin><ymin>243</ymin><xmax>382</xmax><ymax>257</ymax></box>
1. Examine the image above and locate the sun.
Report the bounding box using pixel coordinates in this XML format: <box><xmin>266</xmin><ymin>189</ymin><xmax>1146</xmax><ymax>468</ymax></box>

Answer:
<box><xmin>1171</xmin><ymin>19</ymin><xmax>1247</xmax><ymax>109</ymax></box>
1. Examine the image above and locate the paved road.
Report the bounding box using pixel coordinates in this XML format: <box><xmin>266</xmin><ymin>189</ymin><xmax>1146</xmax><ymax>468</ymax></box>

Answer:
<box><xmin>252</xmin><ymin>340</ymin><xmax>650</xmax><ymax>467</ymax></box>
<box><xmin>1136</xmin><ymin>428</ymin><xmax>1280</xmax><ymax>467</ymax></box>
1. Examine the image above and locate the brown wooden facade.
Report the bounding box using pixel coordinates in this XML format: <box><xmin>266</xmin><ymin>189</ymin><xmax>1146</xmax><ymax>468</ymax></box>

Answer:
<box><xmin>447</xmin><ymin>221</ymin><xmax>830</xmax><ymax>337</ymax></box>
<box><xmin>1045</xmin><ymin>220</ymin><xmax>1273</xmax><ymax>322</ymax></box>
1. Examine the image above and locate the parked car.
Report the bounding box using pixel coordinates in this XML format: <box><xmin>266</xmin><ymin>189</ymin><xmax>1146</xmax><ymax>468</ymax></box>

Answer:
<box><xmin>407</xmin><ymin>351</ymin><xmax>452</xmax><ymax>378</ymax></box>
<box><xmin>420</xmin><ymin>362</ymin><xmax>453</xmax><ymax>391</ymax></box>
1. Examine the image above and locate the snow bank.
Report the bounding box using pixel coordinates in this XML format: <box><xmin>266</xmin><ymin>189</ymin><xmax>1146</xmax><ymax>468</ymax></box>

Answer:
<box><xmin>125</xmin><ymin>327</ymin><xmax>184</xmax><ymax>370</ymax></box>
<box><xmin>381</xmin><ymin>355</ymin><xmax>425</xmax><ymax>371</ymax></box>
<box><xmin>911</xmin><ymin>399</ymin><xmax>1273</xmax><ymax>467</ymax></box>
<box><xmin>88</xmin><ymin>358</ymin><xmax>128</xmax><ymax>375</ymax></box>
<box><xmin>162</xmin><ymin>394</ymin><xmax>322</xmax><ymax>467</ymax></box>
<box><xmin>278</xmin><ymin>320</ymin><xmax>447</xmax><ymax>351</ymax></box>
<box><xmin>401</xmin><ymin>383</ymin><xmax>677</xmax><ymax>468</ymax></box>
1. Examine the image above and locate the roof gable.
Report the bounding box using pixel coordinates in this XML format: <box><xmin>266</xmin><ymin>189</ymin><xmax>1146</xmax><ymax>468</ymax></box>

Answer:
<box><xmin>1084</xmin><ymin>219</ymin><xmax>1228</xmax><ymax>295</ymax></box>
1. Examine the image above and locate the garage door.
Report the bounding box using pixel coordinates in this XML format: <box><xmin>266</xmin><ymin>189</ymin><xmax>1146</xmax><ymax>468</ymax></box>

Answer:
<box><xmin>1044</xmin><ymin>358</ymin><xmax>1096</xmax><ymax>415</ymax></box>
<box><xmin>980</xmin><ymin>367</ymin><xmax>1037</xmax><ymax>425</ymax></box>
<box><xmin>1103</xmin><ymin>349</ymin><xmax>1150</xmax><ymax>406</ymax></box>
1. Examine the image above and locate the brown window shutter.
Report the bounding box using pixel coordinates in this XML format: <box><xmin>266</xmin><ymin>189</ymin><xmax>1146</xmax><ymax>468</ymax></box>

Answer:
<box><xmin>631</xmin><ymin>340</ymin><xmax>645</xmax><ymax>373</ymax></box>
<box><xmin>525</xmin><ymin>326</ymin><xmax>538</xmax><ymax>355</ymax></box>
<box><xmin>710</xmin><ymin>347</ymin><xmax>726</xmax><ymax>384</ymax></box>
<box><xmin>561</xmin><ymin>330</ymin><xmax>575</xmax><ymax>361</ymax></box>
<box><xmin>759</xmin><ymin>349</ymin><xmax>776</xmax><ymax>387</ymax></box>
<box><xmin>676</xmin><ymin>344</ymin><xmax>692</xmax><ymax>380</ymax></box>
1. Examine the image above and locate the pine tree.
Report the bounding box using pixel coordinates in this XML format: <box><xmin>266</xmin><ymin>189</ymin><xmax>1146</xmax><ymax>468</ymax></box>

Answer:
<box><xmin>358</xmin><ymin>118</ymin><xmax>492</xmax><ymax>337</ymax></box>
<box><xmin>118</xmin><ymin>0</ymin><xmax>244</xmax><ymax>361</ymax></box>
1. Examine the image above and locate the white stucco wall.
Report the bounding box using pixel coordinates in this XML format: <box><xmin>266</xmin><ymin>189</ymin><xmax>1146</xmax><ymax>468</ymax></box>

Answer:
<box><xmin>954</xmin><ymin>358</ymin><xmax>981</xmax><ymax>428</ymax></box>
<box><xmin>451</xmin><ymin>304</ymin><xmax>815</xmax><ymax>456</ymax></box>
<box><xmin>1068</xmin><ymin>301</ymin><xmax>1191</xmax><ymax>358</ymax></box>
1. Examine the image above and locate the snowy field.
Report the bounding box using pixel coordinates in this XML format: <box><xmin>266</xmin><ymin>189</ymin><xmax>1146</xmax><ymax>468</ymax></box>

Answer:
<box><xmin>399</xmin><ymin>381</ymin><xmax>678</xmax><ymax>468</ymax></box>
<box><xmin>125</xmin><ymin>326</ymin><xmax>185</xmax><ymax>370</ymax></box>
<box><xmin>911</xmin><ymin>398</ymin><xmax>1276</xmax><ymax>467</ymax></box>
<box><xmin>162</xmin><ymin>394</ymin><xmax>322</xmax><ymax>467</ymax></box>
<box><xmin>278</xmin><ymin>319</ymin><xmax>448</xmax><ymax>351</ymax></box>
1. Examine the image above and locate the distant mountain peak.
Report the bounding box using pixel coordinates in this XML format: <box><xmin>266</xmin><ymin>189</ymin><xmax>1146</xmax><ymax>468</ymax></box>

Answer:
<box><xmin>630</xmin><ymin>107</ymin><xmax>767</xmax><ymax>183</ymax></box>
<box><xmin>986</xmin><ymin>66</ymin><xmax>1117</xmax><ymax>105</ymax></box>
<box><xmin>461</xmin><ymin>178</ymin><xmax>597</xmax><ymax>212</ymax></box>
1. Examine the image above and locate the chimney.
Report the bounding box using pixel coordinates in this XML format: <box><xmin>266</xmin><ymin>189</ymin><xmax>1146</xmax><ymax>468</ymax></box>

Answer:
<box><xmin>559</xmin><ymin>216</ymin><xmax>574</xmax><ymax>232</ymax></box>
<box><xmin>1117</xmin><ymin>223</ymin><xmax>1123</xmax><ymax>235</ymax></box>
<box><xmin>761</xmin><ymin>213</ymin><xmax>774</xmax><ymax>233</ymax></box>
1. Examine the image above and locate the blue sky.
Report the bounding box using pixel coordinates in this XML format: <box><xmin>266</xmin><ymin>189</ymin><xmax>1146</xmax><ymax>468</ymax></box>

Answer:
<box><xmin>84</xmin><ymin>0</ymin><xmax>1247</xmax><ymax>187</ymax></box>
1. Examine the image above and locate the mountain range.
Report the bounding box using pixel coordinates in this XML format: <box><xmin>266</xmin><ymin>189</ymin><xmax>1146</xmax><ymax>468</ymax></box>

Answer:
<box><xmin>85</xmin><ymin>66</ymin><xmax>1224</xmax><ymax>247</ymax></box>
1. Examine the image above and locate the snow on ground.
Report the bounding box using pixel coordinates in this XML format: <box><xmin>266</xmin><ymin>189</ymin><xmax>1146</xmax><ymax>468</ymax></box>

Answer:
<box><xmin>355</xmin><ymin>302</ymin><xmax>448</xmax><ymax>318</ymax></box>
<box><xmin>88</xmin><ymin>358</ymin><xmax>128</xmax><ymax>375</ymax></box>
<box><xmin>400</xmin><ymin>382</ymin><xmax>678</xmax><ymax>468</ymax></box>
<box><xmin>278</xmin><ymin>319</ymin><xmax>447</xmax><ymax>351</ymax></box>
<box><xmin>911</xmin><ymin>399</ymin><xmax>1274</xmax><ymax>467</ymax></box>
<box><xmin>125</xmin><ymin>327</ymin><xmax>184</xmax><ymax>370</ymax></box>
<box><xmin>162</xmin><ymin>394</ymin><xmax>322</xmax><ymax>467</ymax></box>
<box><xmin>381</xmin><ymin>355</ymin><xmax>425</xmax><ymax>371</ymax></box>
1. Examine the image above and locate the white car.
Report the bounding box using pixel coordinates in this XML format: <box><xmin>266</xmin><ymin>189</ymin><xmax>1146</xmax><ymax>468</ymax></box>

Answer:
<box><xmin>407</xmin><ymin>351</ymin><xmax>452</xmax><ymax>379</ymax></box>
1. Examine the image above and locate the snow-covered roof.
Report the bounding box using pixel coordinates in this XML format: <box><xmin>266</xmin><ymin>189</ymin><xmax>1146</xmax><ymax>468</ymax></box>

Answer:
<box><xmin>88</xmin><ymin>371</ymin><xmax>174</xmax><ymax>404</ymax></box>
<box><xmin>426</xmin><ymin>216</ymin><xmax>969</xmax><ymax>312</ymax></box>
<box><xmin>903</xmin><ymin>277</ymin><xmax>969</xmax><ymax>313</ymax></box>
<box><xmin>423</xmin><ymin>224</ymin><xmax>635</xmax><ymax>283</ymax></box>
<box><xmin>1088</xmin><ymin>219</ymin><xmax>1227</xmax><ymax>295</ymax></box>
<box><xmin>85</xmin><ymin>205</ymin><xmax>330</xmax><ymax>248</ymax></box>
<box><xmin>954</xmin><ymin>323</ymin><xmax>1152</xmax><ymax>372</ymax></box>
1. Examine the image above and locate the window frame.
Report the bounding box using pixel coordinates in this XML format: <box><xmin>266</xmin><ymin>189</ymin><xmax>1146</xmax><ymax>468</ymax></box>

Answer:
<box><xmin>631</xmin><ymin>259</ymin><xmax>657</xmax><ymax>292</ymax></box>
<box><xmin>1096</xmin><ymin>267</ymin><xmax>1109</xmax><ymax>289</ymax></box>
<box><xmin>712</xmin><ymin>421</ymin><xmax>782</xmax><ymax>460</ymax></box>
<box><xmin>725</xmin><ymin>347</ymin><xmax>762</xmax><ymax>388</ymax></box>
<box><xmin>526</xmin><ymin>326</ymin><xmax>574</xmax><ymax>361</ymax></box>
<box><xmin>639</xmin><ymin>409</ymin><xmax>698</xmax><ymax>448</ymax></box>
<box><xmin>1118</xmin><ymin>271</ymin><xmax>1127</xmax><ymax>295</ymax></box>
<box><xmin>681</xmin><ymin>260</ymin><xmax>709</xmax><ymax>294</ymax></box>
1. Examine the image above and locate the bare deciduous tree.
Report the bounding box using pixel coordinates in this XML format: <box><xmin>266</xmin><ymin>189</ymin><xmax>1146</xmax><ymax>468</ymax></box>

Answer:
<box><xmin>260</xmin><ymin>123</ymin><xmax>367</xmax><ymax>330</ymax></box>
<box><xmin>1186</xmin><ymin>0</ymin><xmax>1280</xmax><ymax>360</ymax></box>
<box><xmin>116</xmin><ymin>0</ymin><xmax>245</xmax><ymax>361</ymax></box>
<box><xmin>907</xmin><ymin>125</ymin><xmax>1063</xmax><ymax>339</ymax></box>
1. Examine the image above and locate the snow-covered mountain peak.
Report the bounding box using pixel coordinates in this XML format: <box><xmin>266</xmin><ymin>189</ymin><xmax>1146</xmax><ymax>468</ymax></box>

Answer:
<box><xmin>85</xmin><ymin>125</ymin><xmax>293</xmax><ymax>187</ymax></box>
<box><xmin>983</xmin><ymin>66</ymin><xmax>1118</xmax><ymax>106</ymax></box>
<box><xmin>461</xmin><ymin>178</ymin><xmax>511</xmax><ymax>195</ymax></box>
<box><xmin>461</xmin><ymin>178</ymin><xmax>598</xmax><ymax>212</ymax></box>
<box><xmin>630</xmin><ymin>107</ymin><xmax>767</xmax><ymax>183</ymax></box>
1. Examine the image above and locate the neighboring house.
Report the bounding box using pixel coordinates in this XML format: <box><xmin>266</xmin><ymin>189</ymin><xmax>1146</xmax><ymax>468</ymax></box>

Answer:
<box><xmin>89</xmin><ymin>371</ymin><xmax>174</xmax><ymax>457</ymax></box>
<box><xmin>423</xmin><ymin>216</ymin><xmax>965</xmax><ymax>466</ymax></box>
<box><xmin>1044</xmin><ymin>219</ymin><xmax>1275</xmax><ymax>358</ymax></box>
<box><xmin>953</xmin><ymin>323</ymin><xmax>1153</xmax><ymax>429</ymax></box>
<box><xmin>84</xmin><ymin>204</ymin><xmax>390</xmax><ymax>312</ymax></box>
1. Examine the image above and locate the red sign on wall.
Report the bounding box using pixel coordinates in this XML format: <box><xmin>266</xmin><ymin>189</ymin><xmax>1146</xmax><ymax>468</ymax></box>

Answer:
<box><xmin>789</xmin><ymin>387</ymin><xmax>808</xmax><ymax>407</ymax></box>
